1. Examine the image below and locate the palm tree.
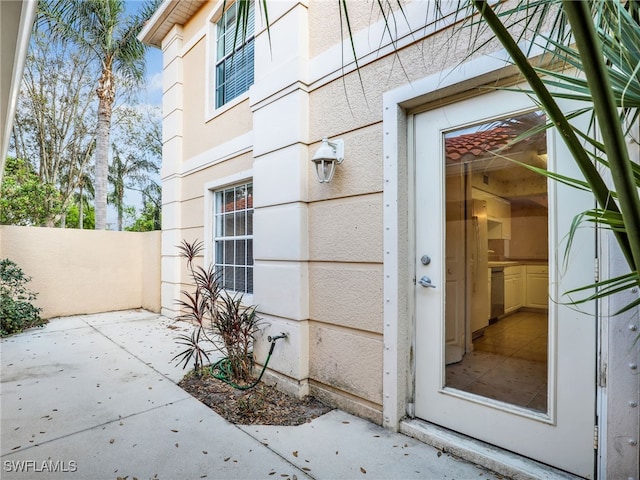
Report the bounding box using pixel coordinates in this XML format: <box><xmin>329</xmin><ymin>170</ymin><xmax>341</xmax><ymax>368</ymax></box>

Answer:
<box><xmin>108</xmin><ymin>144</ymin><xmax>158</xmax><ymax>231</ymax></box>
<box><xmin>75</xmin><ymin>170</ymin><xmax>94</xmax><ymax>229</ymax></box>
<box><xmin>39</xmin><ymin>0</ymin><xmax>158</xmax><ymax>230</ymax></box>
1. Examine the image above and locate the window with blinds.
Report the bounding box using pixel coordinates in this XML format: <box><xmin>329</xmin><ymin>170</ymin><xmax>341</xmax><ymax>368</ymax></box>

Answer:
<box><xmin>215</xmin><ymin>1</ymin><xmax>255</xmax><ymax>108</ymax></box>
<box><xmin>213</xmin><ymin>182</ymin><xmax>254</xmax><ymax>294</ymax></box>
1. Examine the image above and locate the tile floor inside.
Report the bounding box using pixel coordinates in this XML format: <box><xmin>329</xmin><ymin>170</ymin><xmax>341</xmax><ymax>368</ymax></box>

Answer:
<box><xmin>445</xmin><ymin>310</ymin><xmax>548</xmax><ymax>412</ymax></box>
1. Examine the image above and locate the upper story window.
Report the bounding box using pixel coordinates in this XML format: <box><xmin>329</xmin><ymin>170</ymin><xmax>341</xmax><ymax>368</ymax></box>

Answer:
<box><xmin>215</xmin><ymin>1</ymin><xmax>255</xmax><ymax>108</ymax></box>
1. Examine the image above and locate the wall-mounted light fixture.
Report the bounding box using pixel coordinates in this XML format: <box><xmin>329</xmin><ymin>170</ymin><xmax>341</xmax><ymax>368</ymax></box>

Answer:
<box><xmin>311</xmin><ymin>137</ymin><xmax>344</xmax><ymax>183</ymax></box>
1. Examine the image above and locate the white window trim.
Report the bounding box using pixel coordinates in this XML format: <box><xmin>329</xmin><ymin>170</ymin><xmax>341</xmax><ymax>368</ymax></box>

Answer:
<box><xmin>205</xmin><ymin>0</ymin><xmax>254</xmax><ymax>122</ymax></box>
<box><xmin>204</xmin><ymin>169</ymin><xmax>254</xmax><ymax>304</ymax></box>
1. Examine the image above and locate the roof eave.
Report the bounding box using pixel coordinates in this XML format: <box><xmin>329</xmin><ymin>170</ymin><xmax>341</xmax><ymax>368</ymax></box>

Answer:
<box><xmin>138</xmin><ymin>0</ymin><xmax>206</xmax><ymax>48</ymax></box>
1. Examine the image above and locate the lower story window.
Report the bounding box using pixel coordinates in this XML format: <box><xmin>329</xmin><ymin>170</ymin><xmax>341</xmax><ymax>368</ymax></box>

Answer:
<box><xmin>213</xmin><ymin>182</ymin><xmax>253</xmax><ymax>294</ymax></box>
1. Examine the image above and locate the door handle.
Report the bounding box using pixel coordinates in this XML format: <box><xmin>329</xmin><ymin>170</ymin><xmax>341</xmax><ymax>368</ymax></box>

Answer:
<box><xmin>418</xmin><ymin>276</ymin><xmax>436</xmax><ymax>288</ymax></box>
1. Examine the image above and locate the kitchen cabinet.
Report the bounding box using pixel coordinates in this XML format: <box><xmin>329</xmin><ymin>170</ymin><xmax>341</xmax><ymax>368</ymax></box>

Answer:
<box><xmin>487</xmin><ymin>196</ymin><xmax>511</xmax><ymax>240</ymax></box>
<box><xmin>504</xmin><ymin>265</ymin><xmax>523</xmax><ymax>314</ymax></box>
<box><xmin>525</xmin><ymin>265</ymin><xmax>549</xmax><ymax>309</ymax></box>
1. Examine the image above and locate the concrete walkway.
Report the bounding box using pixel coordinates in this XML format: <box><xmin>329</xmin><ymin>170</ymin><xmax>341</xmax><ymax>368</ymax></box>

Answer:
<box><xmin>1</xmin><ymin>310</ymin><xmax>502</xmax><ymax>479</ymax></box>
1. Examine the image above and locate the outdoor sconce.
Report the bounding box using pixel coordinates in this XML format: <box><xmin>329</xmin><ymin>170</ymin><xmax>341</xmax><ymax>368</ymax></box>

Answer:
<box><xmin>311</xmin><ymin>137</ymin><xmax>344</xmax><ymax>183</ymax></box>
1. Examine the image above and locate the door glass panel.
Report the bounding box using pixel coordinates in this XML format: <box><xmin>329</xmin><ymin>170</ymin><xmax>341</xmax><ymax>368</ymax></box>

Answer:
<box><xmin>443</xmin><ymin>111</ymin><xmax>549</xmax><ymax>413</ymax></box>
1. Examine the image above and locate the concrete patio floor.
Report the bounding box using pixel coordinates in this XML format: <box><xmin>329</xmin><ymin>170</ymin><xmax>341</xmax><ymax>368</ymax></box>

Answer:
<box><xmin>0</xmin><ymin>309</ymin><xmax>505</xmax><ymax>479</ymax></box>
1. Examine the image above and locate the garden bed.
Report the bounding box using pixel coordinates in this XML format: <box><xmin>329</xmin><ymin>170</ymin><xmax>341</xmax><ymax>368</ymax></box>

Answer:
<box><xmin>179</xmin><ymin>371</ymin><xmax>332</xmax><ymax>426</ymax></box>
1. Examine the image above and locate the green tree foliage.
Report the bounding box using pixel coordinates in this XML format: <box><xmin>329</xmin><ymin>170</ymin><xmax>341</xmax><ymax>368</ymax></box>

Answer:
<box><xmin>125</xmin><ymin>196</ymin><xmax>160</xmax><ymax>232</ymax></box>
<box><xmin>39</xmin><ymin>0</ymin><xmax>160</xmax><ymax>230</ymax></box>
<box><xmin>0</xmin><ymin>259</ymin><xmax>46</xmax><ymax>337</ymax></box>
<box><xmin>109</xmin><ymin>106</ymin><xmax>161</xmax><ymax>231</ymax></box>
<box><xmin>11</xmin><ymin>29</ymin><xmax>96</xmax><ymax>226</ymax></box>
<box><xmin>65</xmin><ymin>203</ymin><xmax>95</xmax><ymax>229</ymax></box>
<box><xmin>0</xmin><ymin>157</ymin><xmax>63</xmax><ymax>226</ymax></box>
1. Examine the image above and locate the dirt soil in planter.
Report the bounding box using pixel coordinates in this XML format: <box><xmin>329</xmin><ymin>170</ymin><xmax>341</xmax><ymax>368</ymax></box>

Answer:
<box><xmin>179</xmin><ymin>372</ymin><xmax>333</xmax><ymax>426</ymax></box>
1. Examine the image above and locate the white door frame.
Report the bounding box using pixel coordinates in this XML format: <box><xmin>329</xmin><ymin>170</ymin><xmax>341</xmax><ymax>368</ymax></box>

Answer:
<box><xmin>381</xmin><ymin>47</ymin><xmax>605</xmax><ymax>474</ymax></box>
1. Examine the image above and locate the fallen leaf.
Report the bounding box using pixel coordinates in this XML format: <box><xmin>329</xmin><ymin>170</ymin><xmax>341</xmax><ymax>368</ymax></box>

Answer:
<box><xmin>437</xmin><ymin>451</ymin><xmax>442</xmax><ymax>458</ymax></box>
<box><xmin>171</xmin><ymin>429</ymin><xmax>178</xmax><ymax>433</ymax></box>
<box><xmin>292</xmin><ymin>451</ymin><xmax>298</xmax><ymax>457</ymax></box>
<box><xmin>202</xmin><ymin>450</ymin><xmax>208</xmax><ymax>455</ymax></box>
<box><xmin>302</xmin><ymin>467</ymin><xmax>311</xmax><ymax>472</ymax></box>
<box><xmin>11</xmin><ymin>446</ymin><xmax>20</xmax><ymax>450</ymax></box>
<box><xmin>342</xmin><ymin>421</ymin><xmax>350</xmax><ymax>424</ymax></box>
<box><xmin>175</xmin><ymin>443</ymin><xmax>179</xmax><ymax>448</ymax></box>
<box><xmin>109</xmin><ymin>439</ymin><xmax>115</xmax><ymax>444</ymax></box>
<box><xmin>360</xmin><ymin>467</ymin><xmax>367</xmax><ymax>474</ymax></box>
<box><xmin>268</xmin><ymin>472</ymin><xmax>276</xmax><ymax>476</ymax></box>
<box><xmin>224</xmin><ymin>457</ymin><xmax>231</xmax><ymax>462</ymax></box>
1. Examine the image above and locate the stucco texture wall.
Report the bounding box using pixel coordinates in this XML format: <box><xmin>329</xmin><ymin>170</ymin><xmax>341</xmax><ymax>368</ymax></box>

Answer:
<box><xmin>303</xmin><ymin>2</ymin><xmax>499</xmax><ymax>419</ymax></box>
<box><xmin>158</xmin><ymin>0</ymin><xmax>506</xmax><ymax>422</ymax></box>
<box><xmin>180</xmin><ymin>5</ymin><xmax>253</xmax><ymax>161</ymax></box>
<box><xmin>0</xmin><ymin>226</ymin><xmax>161</xmax><ymax>319</ymax></box>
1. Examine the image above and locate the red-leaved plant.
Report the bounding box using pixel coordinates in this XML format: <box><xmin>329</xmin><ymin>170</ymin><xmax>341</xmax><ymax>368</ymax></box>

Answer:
<box><xmin>172</xmin><ymin>240</ymin><xmax>261</xmax><ymax>381</ymax></box>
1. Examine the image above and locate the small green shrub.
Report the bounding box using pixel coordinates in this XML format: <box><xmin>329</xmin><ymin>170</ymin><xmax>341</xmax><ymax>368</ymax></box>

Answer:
<box><xmin>0</xmin><ymin>259</ymin><xmax>46</xmax><ymax>336</ymax></box>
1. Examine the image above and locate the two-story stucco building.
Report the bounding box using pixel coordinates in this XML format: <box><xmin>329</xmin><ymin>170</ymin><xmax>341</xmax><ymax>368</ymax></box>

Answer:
<box><xmin>139</xmin><ymin>1</ymin><xmax>639</xmax><ymax>478</ymax></box>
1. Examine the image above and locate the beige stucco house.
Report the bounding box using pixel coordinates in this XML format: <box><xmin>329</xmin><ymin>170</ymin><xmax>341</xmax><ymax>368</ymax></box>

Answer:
<box><xmin>139</xmin><ymin>1</ymin><xmax>639</xmax><ymax>478</ymax></box>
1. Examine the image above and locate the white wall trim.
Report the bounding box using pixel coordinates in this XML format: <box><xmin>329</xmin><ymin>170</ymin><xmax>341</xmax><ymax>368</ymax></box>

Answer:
<box><xmin>308</xmin><ymin>1</ymin><xmax>463</xmax><ymax>92</ymax></box>
<box><xmin>180</xmin><ymin>132</ymin><xmax>253</xmax><ymax>178</ymax></box>
<box><xmin>181</xmin><ymin>25</ymin><xmax>207</xmax><ymax>57</ymax></box>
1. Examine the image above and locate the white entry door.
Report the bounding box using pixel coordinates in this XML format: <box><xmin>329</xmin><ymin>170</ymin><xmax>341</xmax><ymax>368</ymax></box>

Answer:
<box><xmin>414</xmin><ymin>89</ymin><xmax>596</xmax><ymax>478</ymax></box>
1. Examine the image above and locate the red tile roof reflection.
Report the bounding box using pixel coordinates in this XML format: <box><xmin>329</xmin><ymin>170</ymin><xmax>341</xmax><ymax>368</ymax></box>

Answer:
<box><xmin>224</xmin><ymin>194</ymin><xmax>253</xmax><ymax>211</ymax></box>
<box><xmin>445</xmin><ymin>126</ymin><xmax>514</xmax><ymax>162</ymax></box>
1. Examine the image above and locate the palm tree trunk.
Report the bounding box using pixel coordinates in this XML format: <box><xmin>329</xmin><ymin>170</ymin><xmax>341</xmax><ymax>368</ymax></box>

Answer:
<box><xmin>79</xmin><ymin>184</ymin><xmax>84</xmax><ymax>229</ymax></box>
<box><xmin>117</xmin><ymin>200</ymin><xmax>123</xmax><ymax>231</ymax></box>
<box><xmin>95</xmin><ymin>68</ymin><xmax>114</xmax><ymax>230</ymax></box>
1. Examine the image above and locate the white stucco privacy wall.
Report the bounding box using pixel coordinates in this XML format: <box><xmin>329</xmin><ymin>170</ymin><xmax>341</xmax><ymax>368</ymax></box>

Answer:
<box><xmin>0</xmin><ymin>226</ymin><xmax>161</xmax><ymax>319</ymax></box>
